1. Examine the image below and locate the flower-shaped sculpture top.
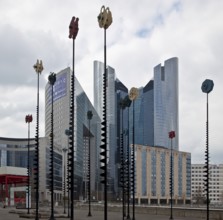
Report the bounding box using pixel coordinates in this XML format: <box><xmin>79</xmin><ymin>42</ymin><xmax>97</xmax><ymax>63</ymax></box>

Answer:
<box><xmin>169</xmin><ymin>131</ymin><xmax>175</xmax><ymax>139</ymax></box>
<box><xmin>69</xmin><ymin>16</ymin><xmax>79</xmax><ymax>39</ymax></box>
<box><xmin>129</xmin><ymin>87</ymin><xmax>139</xmax><ymax>101</ymax></box>
<box><xmin>25</xmin><ymin>114</ymin><xmax>33</xmax><ymax>123</ymax></box>
<box><xmin>97</xmin><ymin>6</ymin><xmax>112</xmax><ymax>29</ymax></box>
<box><xmin>33</xmin><ymin>60</ymin><xmax>44</xmax><ymax>74</ymax></box>
<box><xmin>48</xmin><ymin>72</ymin><xmax>56</xmax><ymax>85</ymax></box>
<box><xmin>201</xmin><ymin>79</ymin><xmax>214</xmax><ymax>94</ymax></box>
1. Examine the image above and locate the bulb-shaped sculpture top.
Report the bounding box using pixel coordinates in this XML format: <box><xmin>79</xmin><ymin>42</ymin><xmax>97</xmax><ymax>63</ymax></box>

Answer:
<box><xmin>25</xmin><ymin>115</ymin><xmax>33</xmax><ymax>123</ymax></box>
<box><xmin>69</xmin><ymin>16</ymin><xmax>79</xmax><ymax>39</ymax></box>
<box><xmin>129</xmin><ymin>87</ymin><xmax>139</xmax><ymax>101</ymax></box>
<box><xmin>33</xmin><ymin>60</ymin><xmax>44</xmax><ymax>74</ymax></box>
<box><xmin>98</xmin><ymin>5</ymin><xmax>112</xmax><ymax>29</ymax></box>
<box><xmin>48</xmin><ymin>72</ymin><xmax>57</xmax><ymax>86</ymax></box>
<box><xmin>201</xmin><ymin>79</ymin><xmax>214</xmax><ymax>94</ymax></box>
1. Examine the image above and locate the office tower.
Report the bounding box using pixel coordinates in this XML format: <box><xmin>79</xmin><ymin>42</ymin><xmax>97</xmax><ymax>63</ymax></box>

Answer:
<box><xmin>45</xmin><ymin>67</ymin><xmax>101</xmax><ymax>200</ymax></box>
<box><xmin>154</xmin><ymin>57</ymin><xmax>179</xmax><ymax>150</ymax></box>
<box><xmin>94</xmin><ymin>60</ymin><xmax>128</xmax><ymax>197</ymax></box>
<box><xmin>143</xmin><ymin>80</ymin><xmax>154</xmax><ymax>146</ymax></box>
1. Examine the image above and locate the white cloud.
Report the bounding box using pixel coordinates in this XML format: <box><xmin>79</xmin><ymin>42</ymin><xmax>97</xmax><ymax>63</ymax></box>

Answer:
<box><xmin>0</xmin><ymin>0</ymin><xmax>223</xmax><ymax>164</ymax></box>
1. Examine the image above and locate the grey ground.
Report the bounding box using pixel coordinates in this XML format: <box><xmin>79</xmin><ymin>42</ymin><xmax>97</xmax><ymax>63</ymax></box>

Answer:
<box><xmin>0</xmin><ymin>206</ymin><xmax>202</xmax><ymax>220</ymax></box>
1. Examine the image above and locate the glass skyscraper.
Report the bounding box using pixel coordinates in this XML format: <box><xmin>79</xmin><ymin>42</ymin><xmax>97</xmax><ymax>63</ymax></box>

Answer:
<box><xmin>154</xmin><ymin>57</ymin><xmax>179</xmax><ymax>150</ymax></box>
<box><xmin>94</xmin><ymin>60</ymin><xmax>128</xmax><ymax>197</ymax></box>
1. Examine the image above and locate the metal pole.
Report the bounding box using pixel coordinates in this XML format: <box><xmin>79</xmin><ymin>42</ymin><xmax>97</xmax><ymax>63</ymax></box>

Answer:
<box><xmin>88</xmin><ymin>114</ymin><xmax>92</xmax><ymax>217</ymax></box>
<box><xmin>126</xmin><ymin>107</ymin><xmax>130</xmax><ymax>220</ymax></box>
<box><xmin>49</xmin><ymin>73</ymin><xmax>56</xmax><ymax>220</ymax></box>
<box><xmin>206</xmin><ymin>93</ymin><xmax>209</xmax><ymax>220</ymax></box>
<box><xmin>170</xmin><ymin>138</ymin><xmax>173</xmax><ymax>220</ymax></box>
<box><xmin>35</xmin><ymin>72</ymin><xmax>40</xmax><ymax>220</ymax></box>
<box><xmin>132</xmin><ymin>100</ymin><xmax>135</xmax><ymax>220</ymax></box>
<box><xmin>27</xmin><ymin>121</ymin><xmax>30</xmax><ymax>214</ymax></box>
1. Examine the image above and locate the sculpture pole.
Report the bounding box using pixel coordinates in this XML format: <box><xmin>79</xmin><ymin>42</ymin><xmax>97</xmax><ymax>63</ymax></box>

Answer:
<box><xmin>169</xmin><ymin>131</ymin><xmax>175</xmax><ymax>220</ymax></box>
<box><xmin>25</xmin><ymin>114</ymin><xmax>33</xmax><ymax>214</ymax></box>
<box><xmin>129</xmin><ymin>87</ymin><xmax>139</xmax><ymax>220</ymax></box>
<box><xmin>97</xmin><ymin>6</ymin><xmax>112</xmax><ymax>220</ymax></box>
<box><xmin>33</xmin><ymin>59</ymin><xmax>43</xmax><ymax>220</ymax></box>
<box><xmin>87</xmin><ymin>111</ymin><xmax>93</xmax><ymax>217</ymax></box>
<box><xmin>48</xmin><ymin>72</ymin><xmax>56</xmax><ymax>220</ymax></box>
<box><xmin>68</xmin><ymin>16</ymin><xmax>79</xmax><ymax>220</ymax></box>
<box><xmin>201</xmin><ymin>79</ymin><xmax>214</xmax><ymax>220</ymax></box>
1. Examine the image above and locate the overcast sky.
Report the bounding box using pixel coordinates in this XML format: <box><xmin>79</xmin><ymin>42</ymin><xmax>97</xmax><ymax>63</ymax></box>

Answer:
<box><xmin>0</xmin><ymin>0</ymin><xmax>222</xmax><ymax>164</ymax></box>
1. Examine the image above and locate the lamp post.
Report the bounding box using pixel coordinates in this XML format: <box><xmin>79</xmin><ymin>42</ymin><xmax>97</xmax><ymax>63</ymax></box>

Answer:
<box><xmin>62</xmin><ymin>147</ymin><xmax>68</xmax><ymax>214</ymax></box>
<box><xmin>201</xmin><ymin>79</ymin><xmax>214</xmax><ymax>220</ymax></box>
<box><xmin>87</xmin><ymin>110</ymin><xmax>93</xmax><ymax>217</ymax></box>
<box><xmin>33</xmin><ymin>59</ymin><xmax>43</xmax><ymax>220</ymax></box>
<box><xmin>68</xmin><ymin>16</ymin><xmax>79</xmax><ymax>220</ymax></box>
<box><xmin>169</xmin><ymin>130</ymin><xmax>175</xmax><ymax>220</ymax></box>
<box><xmin>129</xmin><ymin>87</ymin><xmax>139</xmax><ymax>220</ymax></box>
<box><xmin>97</xmin><ymin>6</ymin><xmax>112</xmax><ymax>220</ymax></box>
<box><xmin>25</xmin><ymin>114</ymin><xmax>33</xmax><ymax>214</ymax></box>
<box><xmin>48</xmin><ymin>72</ymin><xmax>56</xmax><ymax>220</ymax></box>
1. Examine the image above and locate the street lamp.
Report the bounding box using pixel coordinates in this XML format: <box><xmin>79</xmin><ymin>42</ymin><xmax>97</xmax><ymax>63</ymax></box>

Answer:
<box><xmin>48</xmin><ymin>72</ymin><xmax>56</xmax><ymax>220</ymax></box>
<box><xmin>201</xmin><ymin>79</ymin><xmax>214</xmax><ymax>220</ymax></box>
<box><xmin>68</xmin><ymin>16</ymin><xmax>79</xmax><ymax>220</ymax></box>
<box><xmin>33</xmin><ymin>59</ymin><xmax>43</xmax><ymax>220</ymax></box>
<box><xmin>97</xmin><ymin>5</ymin><xmax>112</xmax><ymax>220</ymax></box>
<box><xmin>25</xmin><ymin>114</ymin><xmax>33</xmax><ymax>214</ymax></box>
<box><xmin>129</xmin><ymin>87</ymin><xmax>139</xmax><ymax>220</ymax></box>
<box><xmin>62</xmin><ymin>147</ymin><xmax>68</xmax><ymax>215</ymax></box>
<box><xmin>169</xmin><ymin>130</ymin><xmax>175</xmax><ymax>220</ymax></box>
<box><xmin>87</xmin><ymin>110</ymin><xmax>93</xmax><ymax>217</ymax></box>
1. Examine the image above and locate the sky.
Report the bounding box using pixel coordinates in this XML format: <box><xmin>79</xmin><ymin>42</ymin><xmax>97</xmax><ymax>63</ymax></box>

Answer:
<box><xmin>0</xmin><ymin>0</ymin><xmax>223</xmax><ymax>164</ymax></box>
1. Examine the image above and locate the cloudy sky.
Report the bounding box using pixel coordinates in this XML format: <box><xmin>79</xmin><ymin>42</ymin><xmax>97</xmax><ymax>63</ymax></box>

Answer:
<box><xmin>0</xmin><ymin>0</ymin><xmax>223</xmax><ymax>164</ymax></box>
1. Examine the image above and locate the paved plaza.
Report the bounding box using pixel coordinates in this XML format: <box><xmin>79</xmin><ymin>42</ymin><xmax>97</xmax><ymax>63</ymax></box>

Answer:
<box><xmin>0</xmin><ymin>206</ymin><xmax>204</xmax><ymax>220</ymax></box>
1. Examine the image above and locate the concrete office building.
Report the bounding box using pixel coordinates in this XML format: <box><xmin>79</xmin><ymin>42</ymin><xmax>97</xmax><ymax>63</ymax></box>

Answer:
<box><xmin>191</xmin><ymin>164</ymin><xmax>223</xmax><ymax>205</ymax></box>
<box><xmin>135</xmin><ymin>145</ymin><xmax>191</xmax><ymax>205</ymax></box>
<box><xmin>0</xmin><ymin>137</ymin><xmax>63</xmax><ymax>205</ymax></box>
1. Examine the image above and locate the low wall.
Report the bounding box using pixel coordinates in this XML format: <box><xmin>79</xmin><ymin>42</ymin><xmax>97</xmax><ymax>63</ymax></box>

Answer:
<box><xmin>78</xmin><ymin>204</ymin><xmax>223</xmax><ymax>220</ymax></box>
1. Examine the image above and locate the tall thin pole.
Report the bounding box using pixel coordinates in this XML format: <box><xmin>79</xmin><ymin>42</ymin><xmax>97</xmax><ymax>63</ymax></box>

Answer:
<box><xmin>132</xmin><ymin>100</ymin><xmax>135</xmax><ymax>220</ymax></box>
<box><xmin>68</xmin><ymin>16</ymin><xmax>79</xmax><ymax>220</ymax></box>
<box><xmin>129</xmin><ymin>87</ymin><xmax>138</xmax><ymax>220</ymax></box>
<box><xmin>87</xmin><ymin>111</ymin><xmax>93</xmax><ymax>217</ymax></box>
<box><xmin>97</xmin><ymin>6</ymin><xmax>112</xmax><ymax>220</ymax></box>
<box><xmin>26</xmin><ymin>114</ymin><xmax>32</xmax><ymax>214</ymax></box>
<box><xmin>49</xmin><ymin>72</ymin><xmax>56</xmax><ymax>220</ymax></box>
<box><xmin>33</xmin><ymin>59</ymin><xmax>43</xmax><ymax>220</ymax></box>
<box><xmin>206</xmin><ymin>93</ymin><xmax>209</xmax><ymax>220</ymax></box>
<box><xmin>168</xmin><ymin>130</ymin><xmax>175</xmax><ymax>220</ymax></box>
<box><xmin>126</xmin><ymin>107</ymin><xmax>130</xmax><ymax>220</ymax></box>
<box><xmin>63</xmin><ymin>148</ymin><xmax>67</xmax><ymax>214</ymax></box>
<box><xmin>28</xmin><ymin>121</ymin><xmax>30</xmax><ymax>214</ymax></box>
<box><xmin>201</xmin><ymin>79</ymin><xmax>214</xmax><ymax>220</ymax></box>
<box><xmin>170</xmin><ymin>138</ymin><xmax>173</xmax><ymax>220</ymax></box>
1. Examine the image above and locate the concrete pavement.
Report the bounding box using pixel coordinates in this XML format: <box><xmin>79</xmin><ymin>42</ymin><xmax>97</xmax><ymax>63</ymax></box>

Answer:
<box><xmin>0</xmin><ymin>206</ymin><xmax>204</xmax><ymax>220</ymax></box>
